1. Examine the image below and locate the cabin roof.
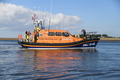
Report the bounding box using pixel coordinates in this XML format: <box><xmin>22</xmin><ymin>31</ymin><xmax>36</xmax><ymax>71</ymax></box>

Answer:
<box><xmin>41</xmin><ymin>29</ymin><xmax>68</xmax><ymax>32</ymax></box>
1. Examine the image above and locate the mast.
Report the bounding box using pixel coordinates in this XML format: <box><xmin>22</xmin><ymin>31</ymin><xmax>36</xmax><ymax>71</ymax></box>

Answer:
<box><xmin>32</xmin><ymin>7</ymin><xmax>45</xmax><ymax>30</ymax></box>
<box><xmin>48</xmin><ymin>17</ymin><xmax>51</xmax><ymax>30</ymax></box>
<box><xmin>32</xmin><ymin>7</ymin><xmax>36</xmax><ymax>29</ymax></box>
<box><xmin>48</xmin><ymin>0</ymin><xmax>53</xmax><ymax>30</ymax></box>
<box><xmin>43</xmin><ymin>5</ymin><xmax>46</xmax><ymax>29</ymax></box>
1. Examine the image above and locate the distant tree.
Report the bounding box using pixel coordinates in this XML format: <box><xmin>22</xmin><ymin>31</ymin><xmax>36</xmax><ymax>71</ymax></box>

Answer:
<box><xmin>108</xmin><ymin>36</ymin><xmax>113</xmax><ymax>38</ymax></box>
<box><xmin>102</xmin><ymin>34</ymin><xmax>108</xmax><ymax>38</ymax></box>
<box><xmin>97</xmin><ymin>34</ymin><xmax>101</xmax><ymax>38</ymax></box>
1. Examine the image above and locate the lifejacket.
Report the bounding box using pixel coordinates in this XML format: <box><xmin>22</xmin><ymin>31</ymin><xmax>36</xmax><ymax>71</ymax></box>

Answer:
<box><xmin>34</xmin><ymin>30</ymin><xmax>39</xmax><ymax>36</ymax></box>
<box><xmin>25</xmin><ymin>35</ymin><xmax>29</xmax><ymax>41</ymax></box>
<box><xmin>25</xmin><ymin>35</ymin><xmax>30</xmax><ymax>42</ymax></box>
<box><xmin>35</xmin><ymin>27</ymin><xmax>40</xmax><ymax>32</ymax></box>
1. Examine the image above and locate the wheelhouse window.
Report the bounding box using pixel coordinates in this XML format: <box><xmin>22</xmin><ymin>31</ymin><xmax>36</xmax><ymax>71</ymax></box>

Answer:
<box><xmin>39</xmin><ymin>33</ymin><xmax>43</xmax><ymax>36</ymax></box>
<box><xmin>48</xmin><ymin>32</ymin><xmax>54</xmax><ymax>36</ymax></box>
<box><xmin>56</xmin><ymin>32</ymin><xmax>62</xmax><ymax>36</ymax></box>
<box><xmin>63</xmin><ymin>32</ymin><xmax>69</xmax><ymax>37</ymax></box>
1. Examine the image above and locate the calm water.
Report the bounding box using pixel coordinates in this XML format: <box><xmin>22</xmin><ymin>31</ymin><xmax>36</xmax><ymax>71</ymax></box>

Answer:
<box><xmin>0</xmin><ymin>40</ymin><xmax>120</xmax><ymax>80</ymax></box>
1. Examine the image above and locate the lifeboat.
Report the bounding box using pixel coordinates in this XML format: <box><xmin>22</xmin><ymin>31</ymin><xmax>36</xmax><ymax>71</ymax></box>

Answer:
<box><xmin>18</xmin><ymin>13</ymin><xmax>100</xmax><ymax>49</ymax></box>
<box><xmin>18</xmin><ymin>28</ymin><xmax>99</xmax><ymax>49</ymax></box>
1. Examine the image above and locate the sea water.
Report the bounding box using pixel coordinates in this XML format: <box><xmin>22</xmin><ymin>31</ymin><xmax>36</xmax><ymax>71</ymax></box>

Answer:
<box><xmin>0</xmin><ymin>40</ymin><xmax>120</xmax><ymax>80</ymax></box>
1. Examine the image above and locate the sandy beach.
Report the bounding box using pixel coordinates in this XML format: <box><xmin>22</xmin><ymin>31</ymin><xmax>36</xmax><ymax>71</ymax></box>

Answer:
<box><xmin>0</xmin><ymin>38</ymin><xmax>18</xmax><ymax>40</ymax></box>
<box><xmin>100</xmin><ymin>38</ymin><xmax>120</xmax><ymax>41</ymax></box>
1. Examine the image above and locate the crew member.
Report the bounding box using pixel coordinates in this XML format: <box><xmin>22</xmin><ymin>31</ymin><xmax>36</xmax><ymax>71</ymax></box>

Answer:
<box><xmin>34</xmin><ymin>30</ymin><xmax>39</xmax><ymax>43</ymax></box>
<box><xmin>81</xmin><ymin>29</ymin><xmax>86</xmax><ymax>39</ymax></box>
<box><xmin>25</xmin><ymin>30</ymin><xmax>31</xmax><ymax>42</ymax></box>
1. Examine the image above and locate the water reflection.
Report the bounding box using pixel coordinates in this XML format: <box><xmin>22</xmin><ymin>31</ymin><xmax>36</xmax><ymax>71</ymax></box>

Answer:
<box><xmin>17</xmin><ymin>49</ymin><xmax>97</xmax><ymax>79</ymax></box>
<box><xmin>18</xmin><ymin>49</ymin><xmax>82</xmax><ymax>69</ymax></box>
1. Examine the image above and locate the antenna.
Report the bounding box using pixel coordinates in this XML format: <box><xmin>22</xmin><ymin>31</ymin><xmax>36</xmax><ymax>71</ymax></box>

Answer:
<box><xmin>33</xmin><ymin>7</ymin><xmax>36</xmax><ymax>29</ymax></box>
<box><xmin>43</xmin><ymin>5</ymin><xmax>46</xmax><ymax>28</ymax></box>
<box><xmin>48</xmin><ymin>0</ymin><xmax>53</xmax><ymax>30</ymax></box>
<box><xmin>32</xmin><ymin>7</ymin><xmax>39</xmax><ymax>29</ymax></box>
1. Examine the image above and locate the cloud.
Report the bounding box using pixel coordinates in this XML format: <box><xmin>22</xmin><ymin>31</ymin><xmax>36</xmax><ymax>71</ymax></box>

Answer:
<box><xmin>0</xmin><ymin>2</ymin><xmax>81</xmax><ymax>31</ymax></box>
<box><xmin>50</xmin><ymin>13</ymin><xmax>81</xmax><ymax>27</ymax></box>
<box><xmin>0</xmin><ymin>27</ymin><xmax>9</xmax><ymax>30</ymax></box>
<box><xmin>0</xmin><ymin>2</ymin><xmax>33</xmax><ymax>31</ymax></box>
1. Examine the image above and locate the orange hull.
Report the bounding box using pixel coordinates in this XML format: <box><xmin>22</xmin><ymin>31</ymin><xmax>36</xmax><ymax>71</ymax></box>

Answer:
<box><xmin>18</xmin><ymin>38</ymin><xmax>100</xmax><ymax>49</ymax></box>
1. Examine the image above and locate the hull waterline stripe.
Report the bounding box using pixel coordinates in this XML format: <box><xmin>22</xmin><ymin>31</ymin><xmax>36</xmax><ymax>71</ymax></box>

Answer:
<box><xmin>25</xmin><ymin>47</ymin><xmax>95</xmax><ymax>50</ymax></box>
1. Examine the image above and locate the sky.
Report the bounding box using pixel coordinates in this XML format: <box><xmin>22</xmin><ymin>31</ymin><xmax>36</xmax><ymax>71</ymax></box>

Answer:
<box><xmin>0</xmin><ymin>0</ymin><xmax>120</xmax><ymax>38</ymax></box>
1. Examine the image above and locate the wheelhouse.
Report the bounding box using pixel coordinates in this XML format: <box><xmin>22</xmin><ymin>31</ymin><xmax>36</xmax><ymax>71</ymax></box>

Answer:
<box><xmin>31</xmin><ymin>29</ymin><xmax>83</xmax><ymax>43</ymax></box>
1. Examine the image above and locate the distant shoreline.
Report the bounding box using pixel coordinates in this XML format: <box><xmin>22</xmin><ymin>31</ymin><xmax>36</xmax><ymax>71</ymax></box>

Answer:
<box><xmin>0</xmin><ymin>38</ymin><xmax>18</xmax><ymax>40</ymax></box>
<box><xmin>100</xmin><ymin>38</ymin><xmax>120</xmax><ymax>41</ymax></box>
<box><xmin>0</xmin><ymin>38</ymin><xmax>120</xmax><ymax>41</ymax></box>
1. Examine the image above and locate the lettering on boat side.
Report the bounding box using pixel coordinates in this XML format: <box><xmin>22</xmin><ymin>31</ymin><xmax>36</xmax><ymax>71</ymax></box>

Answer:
<box><xmin>83</xmin><ymin>43</ymin><xmax>95</xmax><ymax>46</ymax></box>
<box><xmin>62</xmin><ymin>38</ymin><xmax>71</xmax><ymax>40</ymax></box>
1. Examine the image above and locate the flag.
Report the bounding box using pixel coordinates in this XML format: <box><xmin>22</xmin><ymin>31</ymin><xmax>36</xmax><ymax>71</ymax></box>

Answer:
<box><xmin>32</xmin><ymin>17</ymin><xmax>35</xmax><ymax>20</ymax></box>
<box><xmin>32</xmin><ymin>13</ymin><xmax>36</xmax><ymax>20</ymax></box>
